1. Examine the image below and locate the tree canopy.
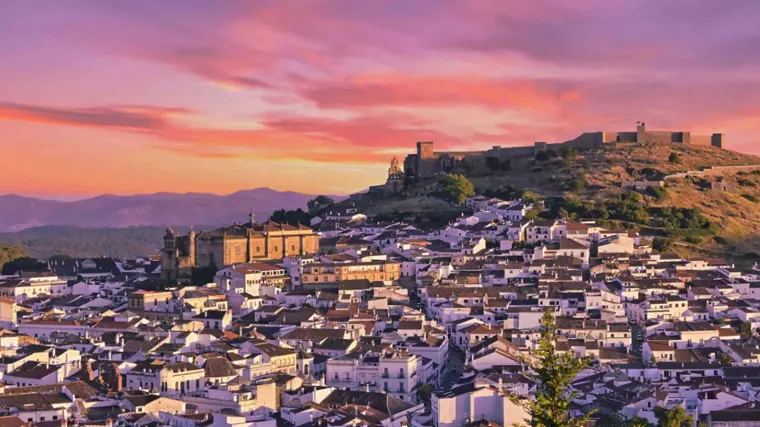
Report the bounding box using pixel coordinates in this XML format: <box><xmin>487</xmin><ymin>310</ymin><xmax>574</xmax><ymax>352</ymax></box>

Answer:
<box><xmin>307</xmin><ymin>195</ymin><xmax>335</xmax><ymax>216</ymax></box>
<box><xmin>654</xmin><ymin>406</ymin><xmax>693</xmax><ymax>427</ymax></box>
<box><xmin>270</xmin><ymin>208</ymin><xmax>311</xmax><ymax>226</ymax></box>
<box><xmin>1</xmin><ymin>256</ymin><xmax>47</xmax><ymax>275</ymax></box>
<box><xmin>439</xmin><ymin>174</ymin><xmax>475</xmax><ymax>205</ymax></box>
<box><xmin>0</xmin><ymin>244</ymin><xmax>26</xmax><ymax>273</ymax></box>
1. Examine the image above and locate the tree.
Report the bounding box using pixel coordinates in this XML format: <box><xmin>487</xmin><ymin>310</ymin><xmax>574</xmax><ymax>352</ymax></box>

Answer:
<box><xmin>605</xmin><ymin>414</ymin><xmax>652</xmax><ymax>427</ymax></box>
<box><xmin>629</xmin><ymin>416</ymin><xmax>653</xmax><ymax>427</ymax></box>
<box><xmin>1</xmin><ymin>256</ymin><xmax>46</xmax><ymax>275</ymax></box>
<box><xmin>652</xmin><ymin>237</ymin><xmax>673</xmax><ymax>253</ymax></box>
<box><xmin>524</xmin><ymin>207</ymin><xmax>542</xmax><ymax>221</ymax></box>
<box><xmin>561</xmin><ymin>147</ymin><xmax>578</xmax><ymax>160</ymax></box>
<box><xmin>0</xmin><ymin>244</ymin><xmax>27</xmax><ymax>273</ymax></box>
<box><xmin>522</xmin><ymin>191</ymin><xmax>539</xmax><ymax>204</ymax></box>
<box><xmin>568</xmin><ymin>174</ymin><xmax>586</xmax><ymax>193</ymax></box>
<box><xmin>417</xmin><ymin>383</ymin><xmax>435</xmax><ymax>406</ymax></box>
<box><xmin>307</xmin><ymin>195</ymin><xmax>335</xmax><ymax>216</ymax></box>
<box><xmin>535</xmin><ymin>151</ymin><xmax>550</xmax><ymax>162</ymax></box>
<box><xmin>654</xmin><ymin>406</ymin><xmax>693</xmax><ymax>427</ymax></box>
<box><xmin>525</xmin><ymin>310</ymin><xmax>595</xmax><ymax>427</ymax></box>
<box><xmin>668</xmin><ymin>152</ymin><xmax>681</xmax><ymax>164</ymax></box>
<box><xmin>742</xmin><ymin>321</ymin><xmax>753</xmax><ymax>337</ymax></box>
<box><xmin>439</xmin><ymin>174</ymin><xmax>475</xmax><ymax>205</ymax></box>
<box><xmin>270</xmin><ymin>208</ymin><xmax>311</xmax><ymax>226</ymax></box>
<box><xmin>718</xmin><ymin>353</ymin><xmax>733</xmax><ymax>367</ymax></box>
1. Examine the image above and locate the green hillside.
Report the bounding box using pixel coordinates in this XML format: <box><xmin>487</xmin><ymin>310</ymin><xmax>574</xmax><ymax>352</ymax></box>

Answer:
<box><xmin>356</xmin><ymin>141</ymin><xmax>760</xmax><ymax>263</ymax></box>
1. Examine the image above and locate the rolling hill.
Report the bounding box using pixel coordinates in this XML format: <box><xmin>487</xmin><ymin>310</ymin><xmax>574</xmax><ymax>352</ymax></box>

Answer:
<box><xmin>0</xmin><ymin>188</ymin><xmax>328</xmax><ymax>232</ymax></box>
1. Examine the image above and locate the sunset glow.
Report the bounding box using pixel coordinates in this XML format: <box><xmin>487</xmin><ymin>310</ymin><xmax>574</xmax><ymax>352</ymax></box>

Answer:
<box><xmin>2</xmin><ymin>1</ymin><xmax>760</xmax><ymax>198</ymax></box>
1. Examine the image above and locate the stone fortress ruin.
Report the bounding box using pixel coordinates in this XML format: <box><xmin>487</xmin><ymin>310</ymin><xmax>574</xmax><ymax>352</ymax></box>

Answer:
<box><xmin>403</xmin><ymin>122</ymin><xmax>725</xmax><ymax>178</ymax></box>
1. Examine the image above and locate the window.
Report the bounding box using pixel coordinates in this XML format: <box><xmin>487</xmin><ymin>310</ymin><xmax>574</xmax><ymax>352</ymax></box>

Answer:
<box><xmin>274</xmin><ymin>246</ymin><xmax>279</xmax><ymax>252</ymax></box>
<box><xmin>334</xmin><ymin>373</ymin><xmax>339</xmax><ymax>380</ymax></box>
<box><xmin>291</xmin><ymin>245</ymin><xmax>296</xmax><ymax>251</ymax></box>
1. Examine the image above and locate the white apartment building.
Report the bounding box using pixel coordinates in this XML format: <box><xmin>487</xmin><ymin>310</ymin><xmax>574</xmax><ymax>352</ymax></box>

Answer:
<box><xmin>325</xmin><ymin>350</ymin><xmax>431</xmax><ymax>402</ymax></box>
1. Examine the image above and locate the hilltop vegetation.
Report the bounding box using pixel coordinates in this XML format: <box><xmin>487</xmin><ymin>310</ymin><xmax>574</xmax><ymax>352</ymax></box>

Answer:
<box><xmin>0</xmin><ymin>226</ymin><xmax>172</xmax><ymax>259</ymax></box>
<box><xmin>354</xmin><ymin>141</ymin><xmax>760</xmax><ymax>263</ymax></box>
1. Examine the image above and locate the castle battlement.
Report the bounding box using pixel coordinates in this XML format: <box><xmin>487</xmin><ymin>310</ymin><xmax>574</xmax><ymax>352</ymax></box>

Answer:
<box><xmin>402</xmin><ymin>122</ymin><xmax>724</xmax><ymax>178</ymax></box>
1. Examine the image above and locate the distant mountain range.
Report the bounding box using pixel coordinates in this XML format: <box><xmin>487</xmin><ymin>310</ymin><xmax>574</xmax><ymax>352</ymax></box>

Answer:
<box><xmin>0</xmin><ymin>188</ymin><xmax>328</xmax><ymax>232</ymax></box>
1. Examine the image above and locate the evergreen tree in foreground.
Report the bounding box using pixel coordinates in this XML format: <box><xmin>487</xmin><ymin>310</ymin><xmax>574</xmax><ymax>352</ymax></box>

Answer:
<box><xmin>526</xmin><ymin>310</ymin><xmax>595</xmax><ymax>427</ymax></box>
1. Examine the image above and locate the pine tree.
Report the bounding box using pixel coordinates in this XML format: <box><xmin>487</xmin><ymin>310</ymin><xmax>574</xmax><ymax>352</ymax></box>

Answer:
<box><xmin>526</xmin><ymin>310</ymin><xmax>595</xmax><ymax>427</ymax></box>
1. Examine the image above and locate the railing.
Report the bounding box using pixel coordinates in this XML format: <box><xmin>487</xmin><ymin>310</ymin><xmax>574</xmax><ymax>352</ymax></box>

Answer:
<box><xmin>382</xmin><ymin>373</ymin><xmax>390</xmax><ymax>378</ymax></box>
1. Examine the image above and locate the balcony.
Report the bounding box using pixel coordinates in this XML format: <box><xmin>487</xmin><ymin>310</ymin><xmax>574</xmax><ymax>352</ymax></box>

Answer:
<box><xmin>382</xmin><ymin>373</ymin><xmax>390</xmax><ymax>378</ymax></box>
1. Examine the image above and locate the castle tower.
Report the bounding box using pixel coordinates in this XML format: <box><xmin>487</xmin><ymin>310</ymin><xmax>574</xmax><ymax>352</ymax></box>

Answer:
<box><xmin>416</xmin><ymin>141</ymin><xmax>435</xmax><ymax>159</ymax></box>
<box><xmin>711</xmin><ymin>133</ymin><xmax>725</xmax><ymax>149</ymax></box>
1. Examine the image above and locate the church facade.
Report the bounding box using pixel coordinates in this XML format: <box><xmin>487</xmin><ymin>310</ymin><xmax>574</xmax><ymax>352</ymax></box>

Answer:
<box><xmin>160</xmin><ymin>214</ymin><xmax>320</xmax><ymax>281</ymax></box>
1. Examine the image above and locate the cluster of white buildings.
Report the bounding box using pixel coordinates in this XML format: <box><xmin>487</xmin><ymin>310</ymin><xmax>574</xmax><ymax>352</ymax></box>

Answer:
<box><xmin>2</xmin><ymin>197</ymin><xmax>760</xmax><ymax>427</ymax></box>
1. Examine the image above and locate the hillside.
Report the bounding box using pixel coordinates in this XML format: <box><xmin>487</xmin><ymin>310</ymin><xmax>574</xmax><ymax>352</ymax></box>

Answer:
<box><xmin>0</xmin><ymin>226</ymin><xmax>173</xmax><ymax>259</ymax></box>
<box><xmin>358</xmin><ymin>141</ymin><xmax>760</xmax><ymax>261</ymax></box>
<box><xmin>0</xmin><ymin>188</ymin><xmax>328</xmax><ymax>232</ymax></box>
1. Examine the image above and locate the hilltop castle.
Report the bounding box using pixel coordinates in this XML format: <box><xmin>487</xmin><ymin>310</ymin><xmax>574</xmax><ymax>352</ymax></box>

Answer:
<box><xmin>160</xmin><ymin>212</ymin><xmax>319</xmax><ymax>281</ymax></box>
<box><xmin>403</xmin><ymin>122</ymin><xmax>725</xmax><ymax>177</ymax></box>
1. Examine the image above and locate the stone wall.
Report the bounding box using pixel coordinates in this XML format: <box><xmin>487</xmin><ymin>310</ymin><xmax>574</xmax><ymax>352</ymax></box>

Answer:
<box><xmin>664</xmin><ymin>164</ymin><xmax>760</xmax><ymax>181</ymax></box>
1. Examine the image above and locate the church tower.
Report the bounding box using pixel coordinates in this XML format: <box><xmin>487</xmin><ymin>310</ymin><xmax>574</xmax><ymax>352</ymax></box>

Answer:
<box><xmin>160</xmin><ymin>228</ymin><xmax>178</xmax><ymax>281</ymax></box>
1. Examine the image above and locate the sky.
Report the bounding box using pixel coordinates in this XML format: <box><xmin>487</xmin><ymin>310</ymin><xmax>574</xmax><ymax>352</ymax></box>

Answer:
<box><xmin>2</xmin><ymin>1</ymin><xmax>760</xmax><ymax>199</ymax></box>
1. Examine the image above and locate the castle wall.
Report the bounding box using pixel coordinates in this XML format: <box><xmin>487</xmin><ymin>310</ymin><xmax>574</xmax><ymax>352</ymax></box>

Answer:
<box><xmin>404</xmin><ymin>155</ymin><xmax>417</xmax><ymax>177</ymax></box>
<box><xmin>489</xmin><ymin>146</ymin><xmax>534</xmax><ymax>157</ymax></box>
<box><xmin>664</xmin><ymin>164</ymin><xmax>760</xmax><ymax>180</ymax></box>
<box><xmin>561</xmin><ymin>132</ymin><xmax>604</xmax><ymax>149</ymax></box>
<box><xmin>690</xmin><ymin>135</ymin><xmax>712</xmax><ymax>147</ymax></box>
<box><xmin>417</xmin><ymin>158</ymin><xmax>442</xmax><ymax>176</ymax></box>
<box><xmin>402</xmin><ymin>124</ymin><xmax>725</xmax><ymax>178</ymax></box>
<box><xmin>637</xmin><ymin>130</ymin><xmax>681</xmax><ymax>144</ymax></box>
